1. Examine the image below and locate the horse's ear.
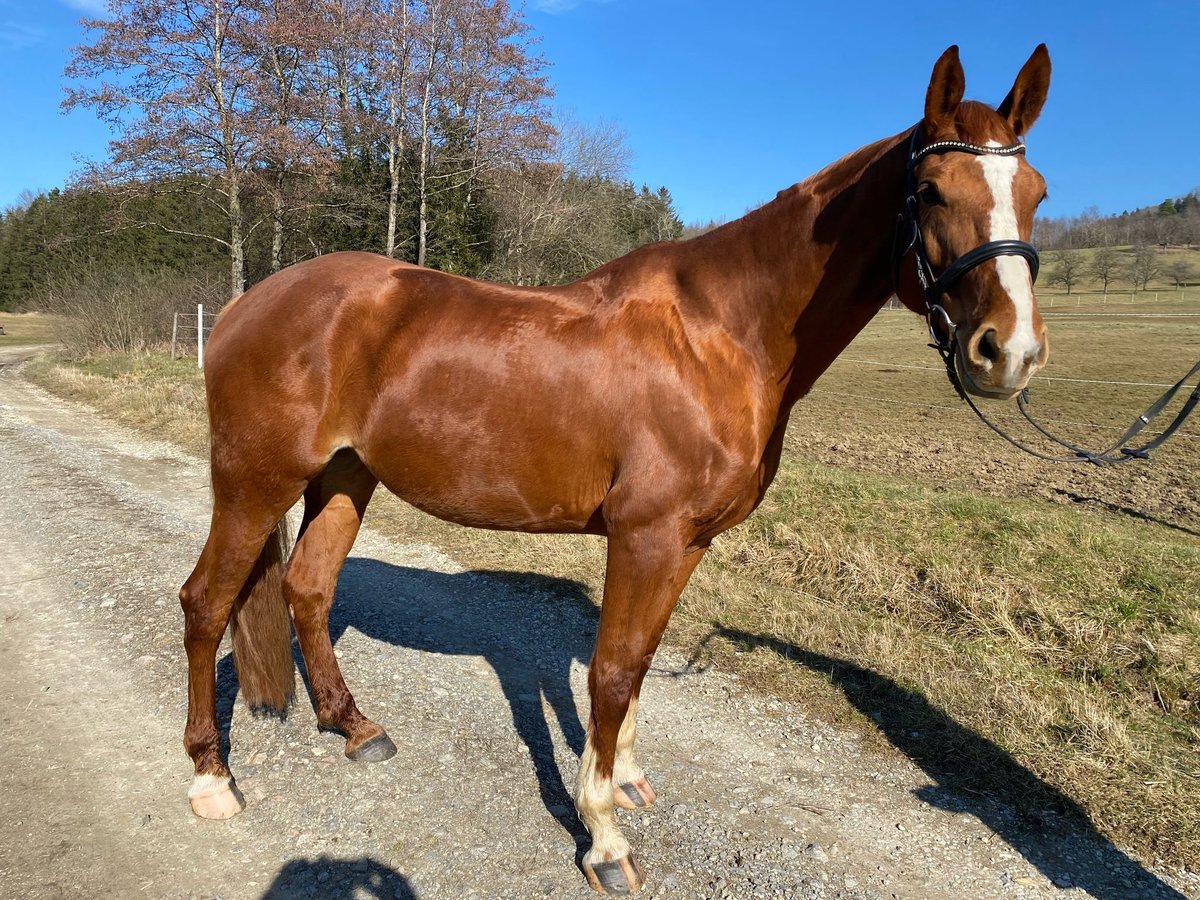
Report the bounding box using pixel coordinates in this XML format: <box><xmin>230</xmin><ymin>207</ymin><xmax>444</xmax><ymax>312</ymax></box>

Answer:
<box><xmin>998</xmin><ymin>44</ymin><xmax>1051</xmax><ymax>136</ymax></box>
<box><xmin>924</xmin><ymin>45</ymin><xmax>965</xmax><ymax>137</ymax></box>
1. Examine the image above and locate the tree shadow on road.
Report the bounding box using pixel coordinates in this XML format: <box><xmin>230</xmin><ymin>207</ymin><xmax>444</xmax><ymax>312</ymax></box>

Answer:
<box><xmin>262</xmin><ymin>854</ymin><xmax>414</xmax><ymax>899</ymax></box>
<box><xmin>688</xmin><ymin>624</ymin><xmax>1186</xmax><ymax>900</ymax></box>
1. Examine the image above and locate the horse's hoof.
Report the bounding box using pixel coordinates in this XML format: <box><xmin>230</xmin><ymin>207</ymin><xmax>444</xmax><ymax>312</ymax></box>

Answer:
<box><xmin>613</xmin><ymin>777</ymin><xmax>656</xmax><ymax>810</ymax></box>
<box><xmin>583</xmin><ymin>853</ymin><xmax>646</xmax><ymax>895</ymax></box>
<box><xmin>187</xmin><ymin>774</ymin><xmax>245</xmax><ymax>820</ymax></box>
<box><xmin>346</xmin><ymin>731</ymin><xmax>397</xmax><ymax>763</ymax></box>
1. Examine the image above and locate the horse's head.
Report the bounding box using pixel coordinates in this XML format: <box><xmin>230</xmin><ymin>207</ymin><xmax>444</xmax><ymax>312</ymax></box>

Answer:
<box><xmin>902</xmin><ymin>45</ymin><xmax>1051</xmax><ymax>399</ymax></box>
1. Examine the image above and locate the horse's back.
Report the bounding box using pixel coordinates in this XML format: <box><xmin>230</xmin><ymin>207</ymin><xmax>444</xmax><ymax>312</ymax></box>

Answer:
<box><xmin>203</xmin><ymin>253</ymin><xmax>621</xmax><ymax>529</ymax></box>
<box><xmin>204</xmin><ymin>250</ymin><xmax>762</xmax><ymax>535</ymax></box>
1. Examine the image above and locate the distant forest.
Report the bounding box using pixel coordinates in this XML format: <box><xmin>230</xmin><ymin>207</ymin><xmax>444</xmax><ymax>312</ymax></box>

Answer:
<box><xmin>0</xmin><ymin>168</ymin><xmax>683</xmax><ymax>311</ymax></box>
<box><xmin>7</xmin><ymin>180</ymin><xmax>1195</xmax><ymax>313</ymax></box>
<box><xmin>1034</xmin><ymin>190</ymin><xmax>1200</xmax><ymax>251</ymax></box>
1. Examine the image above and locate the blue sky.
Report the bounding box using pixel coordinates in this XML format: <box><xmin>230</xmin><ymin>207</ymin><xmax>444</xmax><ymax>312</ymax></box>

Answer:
<box><xmin>3</xmin><ymin>0</ymin><xmax>1197</xmax><ymax>225</ymax></box>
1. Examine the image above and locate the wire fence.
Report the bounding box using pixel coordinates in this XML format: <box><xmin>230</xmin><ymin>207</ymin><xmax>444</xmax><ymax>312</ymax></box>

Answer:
<box><xmin>881</xmin><ymin>295</ymin><xmax>1196</xmax><ymax>313</ymax></box>
<box><xmin>171</xmin><ymin>304</ymin><xmax>218</xmax><ymax>368</ymax></box>
<box><xmin>821</xmin><ymin>356</ymin><xmax>1200</xmax><ymax>443</ymax></box>
<box><xmin>867</xmin><ymin>292</ymin><xmax>1199</xmax><ymax>443</ymax></box>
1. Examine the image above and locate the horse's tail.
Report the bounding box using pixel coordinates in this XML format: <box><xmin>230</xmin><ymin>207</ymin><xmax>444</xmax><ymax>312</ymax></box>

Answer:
<box><xmin>231</xmin><ymin>519</ymin><xmax>295</xmax><ymax>715</ymax></box>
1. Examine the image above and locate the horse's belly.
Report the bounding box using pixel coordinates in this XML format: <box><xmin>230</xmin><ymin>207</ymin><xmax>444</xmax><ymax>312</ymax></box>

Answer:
<box><xmin>360</xmin><ymin>430</ymin><xmax>610</xmax><ymax>534</ymax></box>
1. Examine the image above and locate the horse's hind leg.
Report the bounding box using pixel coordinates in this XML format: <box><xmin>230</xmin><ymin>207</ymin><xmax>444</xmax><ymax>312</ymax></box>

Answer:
<box><xmin>284</xmin><ymin>450</ymin><xmax>394</xmax><ymax>761</ymax></box>
<box><xmin>180</xmin><ymin>490</ymin><xmax>301</xmax><ymax>819</ymax></box>
<box><xmin>576</xmin><ymin>527</ymin><xmax>703</xmax><ymax>895</ymax></box>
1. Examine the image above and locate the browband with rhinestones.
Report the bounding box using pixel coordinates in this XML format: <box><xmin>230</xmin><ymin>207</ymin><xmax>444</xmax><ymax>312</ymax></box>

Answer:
<box><xmin>910</xmin><ymin>139</ymin><xmax>1026</xmax><ymax>166</ymax></box>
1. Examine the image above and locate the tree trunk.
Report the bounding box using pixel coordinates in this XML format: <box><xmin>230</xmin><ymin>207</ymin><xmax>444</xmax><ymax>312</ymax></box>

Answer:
<box><xmin>385</xmin><ymin>4</ymin><xmax>409</xmax><ymax>259</ymax></box>
<box><xmin>271</xmin><ymin>169</ymin><xmax>285</xmax><ymax>273</ymax></box>
<box><xmin>417</xmin><ymin>3</ymin><xmax>438</xmax><ymax>268</ymax></box>
<box><xmin>417</xmin><ymin>77</ymin><xmax>432</xmax><ymax>267</ymax></box>
<box><xmin>229</xmin><ymin>174</ymin><xmax>246</xmax><ymax>297</ymax></box>
<box><xmin>386</xmin><ymin>138</ymin><xmax>401</xmax><ymax>258</ymax></box>
<box><xmin>212</xmin><ymin>9</ymin><xmax>244</xmax><ymax>298</ymax></box>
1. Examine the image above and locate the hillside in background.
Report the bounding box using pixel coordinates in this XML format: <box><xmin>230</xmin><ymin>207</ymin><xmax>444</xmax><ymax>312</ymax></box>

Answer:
<box><xmin>1035</xmin><ymin>190</ymin><xmax>1199</xmax><ymax>251</ymax></box>
<box><xmin>0</xmin><ymin>169</ymin><xmax>682</xmax><ymax>312</ymax></box>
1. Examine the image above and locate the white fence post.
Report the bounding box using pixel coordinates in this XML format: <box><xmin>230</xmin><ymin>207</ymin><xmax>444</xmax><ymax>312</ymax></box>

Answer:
<box><xmin>170</xmin><ymin>312</ymin><xmax>179</xmax><ymax>360</ymax></box>
<box><xmin>197</xmin><ymin>303</ymin><xmax>204</xmax><ymax>369</ymax></box>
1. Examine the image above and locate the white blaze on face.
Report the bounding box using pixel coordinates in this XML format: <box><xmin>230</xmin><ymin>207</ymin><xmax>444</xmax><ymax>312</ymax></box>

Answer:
<box><xmin>977</xmin><ymin>143</ymin><xmax>1039</xmax><ymax>380</ymax></box>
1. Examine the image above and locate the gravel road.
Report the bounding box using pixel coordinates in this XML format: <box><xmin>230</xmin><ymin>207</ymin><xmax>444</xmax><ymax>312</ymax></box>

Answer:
<box><xmin>0</xmin><ymin>345</ymin><xmax>1195</xmax><ymax>900</ymax></box>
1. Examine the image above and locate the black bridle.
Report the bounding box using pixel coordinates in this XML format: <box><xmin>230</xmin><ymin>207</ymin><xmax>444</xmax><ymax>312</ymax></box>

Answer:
<box><xmin>894</xmin><ymin>126</ymin><xmax>1200</xmax><ymax>466</ymax></box>
<box><xmin>894</xmin><ymin>126</ymin><xmax>1040</xmax><ymax>360</ymax></box>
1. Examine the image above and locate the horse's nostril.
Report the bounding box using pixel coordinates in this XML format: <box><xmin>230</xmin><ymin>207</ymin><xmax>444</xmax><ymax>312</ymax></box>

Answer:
<box><xmin>977</xmin><ymin>329</ymin><xmax>1000</xmax><ymax>364</ymax></box>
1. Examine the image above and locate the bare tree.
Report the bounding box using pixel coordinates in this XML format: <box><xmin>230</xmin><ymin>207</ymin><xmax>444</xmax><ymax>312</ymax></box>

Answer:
<box><xmin>412</xmin><ymin>0</ymin><xmax>448</xmax><ymax>266</ymax></box>
<box><xmin>1089</xmin><ymin>245</ymin><xmax>1121</xmax><ymax>294</ymax></box>
<box><xmin>485</xmin><ymin>117</ymin><xmax>657</xmax><ymax>285</ymax></box>
<box><xmin>245</xmin><ymin>0</ymin><xmax>340</xmax><ymax>272</ymax></box>
<box><xmin>377</xmin><ymin>0</ymin><xmax>417</xmax><ymax>258</ymax></box>
<box><xmin>1129</xmin><ymin>244</ymin><xmax>1161</xmax><ymax>290</ymax></box>
<box><xmin>1164</xmin><ymin>257</ymin><xmax>1195</xmax><ymax>289</ymax></box>
<box><xmin>65</xmin><ymin>0</ymin><xmax>270</xmax><ymax>297</ymax></box>
<box><xmin>438</xmin><ymin>1</ymin><xmax>551</xmax><ymax>226</ymax></box>
<box><xmin>369</xmin><ymin>0</ymin><xmax>550</xmax><ymax>267</ymax></box>
<box><xmin>554</xmin><ymin>114</ymin><xmax>628</xmax><ymax>182</ymax></box>
<box><xmin>315</xmin><ymin>0</ymin><xmax>376</xmax><ymax>163</ymax></box>
<box><xmin>1045</xmin><ymin>248</ymin><xmax>1083</xmax><ymax>294</ymax></box>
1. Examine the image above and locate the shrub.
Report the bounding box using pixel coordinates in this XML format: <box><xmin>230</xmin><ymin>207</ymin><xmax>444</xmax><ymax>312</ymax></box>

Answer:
<box><xmin>37</xmin><ymin>266</ymin><xmax>225</xmax><ymax>358</ymax></box>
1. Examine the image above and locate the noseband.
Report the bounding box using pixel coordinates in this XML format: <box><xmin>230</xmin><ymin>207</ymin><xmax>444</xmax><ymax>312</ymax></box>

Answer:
<box><xmin>894</xmin><ymin>127</ymin><xmax>1040</xmax><ymax>355</ymax></box>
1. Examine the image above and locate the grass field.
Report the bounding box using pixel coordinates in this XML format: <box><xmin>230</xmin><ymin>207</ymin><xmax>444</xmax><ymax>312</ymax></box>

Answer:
<box><xmin>0</xmin><ymin>312</ymin><xmax>60</xmax><ymax>347</ymax></box>
<box><xmin>20</xmin><ymin>293</ymin><xmax>1200</xmax><ymax>871</ymax></box>
<box><xmin>817</xmin><ymin>292</ymin><xmax>1200</xmax><ymax>527</ymax></box>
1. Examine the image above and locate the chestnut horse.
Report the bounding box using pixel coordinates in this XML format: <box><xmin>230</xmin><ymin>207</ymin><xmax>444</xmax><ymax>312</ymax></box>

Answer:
<box><xmin>180</xmin><ymin>45</ymin><xmax>1051</xmax><ymax>894</ymax></box>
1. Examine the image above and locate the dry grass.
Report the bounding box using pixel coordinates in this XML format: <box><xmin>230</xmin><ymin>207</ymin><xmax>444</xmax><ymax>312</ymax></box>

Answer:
<box><xmin>21</xmin><ymin>316</ymin><xmax>1200</xmax><ymax>867</ymax></box>
<box><xmin>24</xmin><ymin>352</ymin><xmax>210</xmax><ymax>454</ymax></box>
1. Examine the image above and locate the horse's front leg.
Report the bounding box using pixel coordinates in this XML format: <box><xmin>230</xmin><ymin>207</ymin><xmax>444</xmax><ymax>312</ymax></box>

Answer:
<box><xmin>611</xmin><ymin>544</ymin><xmax>707</xmax><ymax>811</ymax></box>
<box><xmin>576</xmin><ymin>528</ymin><xmax>704</xmax><ymax>895</ymax></box>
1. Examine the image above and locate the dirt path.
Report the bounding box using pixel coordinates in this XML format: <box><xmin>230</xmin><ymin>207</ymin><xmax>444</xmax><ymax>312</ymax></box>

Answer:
<box><xmin>0</xmin><ymin>345</ymin><xmax>1195</xmax><ymax>900</ymax></box>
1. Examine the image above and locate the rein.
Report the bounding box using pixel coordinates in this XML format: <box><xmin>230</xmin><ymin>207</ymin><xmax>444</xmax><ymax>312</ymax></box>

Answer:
<box><xmin>894</xmin><ymin>127</ymin><xmax>1200</xmax><ymax>466</ymax></box>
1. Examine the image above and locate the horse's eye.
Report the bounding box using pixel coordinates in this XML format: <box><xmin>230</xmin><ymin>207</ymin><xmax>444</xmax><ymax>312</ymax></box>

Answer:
<box><xmin>918</xmin><ymin>183</ymin><xmax>942</xmax><ymax>205</ymax></box>
<box><xmin>1038</xmin><ymin>191</ymin><xmax>1049</xmax><ymax>206</ymax></box>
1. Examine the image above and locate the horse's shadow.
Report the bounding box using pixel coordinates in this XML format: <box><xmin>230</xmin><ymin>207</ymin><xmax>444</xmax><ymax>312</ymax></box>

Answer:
<box><xmin>692</xmin><ymin>625</ymin><xmax>1187</xmax><ymax>900</ymax></box>
<box><xmin>216</xmin><ymin>561</ymin><xmax>1187</xmax><ymax>899</ymax></box>
<box><xmin>216</xmin><ymin>558</ymin><xmax>598</xmax><ymax>843</ymax></box>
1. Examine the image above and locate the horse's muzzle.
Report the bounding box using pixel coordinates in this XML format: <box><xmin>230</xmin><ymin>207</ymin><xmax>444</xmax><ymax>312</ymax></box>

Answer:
<box><xmin>955</xmin><ymin>325</ymin><xmax>1049</xmax><ymax>400</ymax></box>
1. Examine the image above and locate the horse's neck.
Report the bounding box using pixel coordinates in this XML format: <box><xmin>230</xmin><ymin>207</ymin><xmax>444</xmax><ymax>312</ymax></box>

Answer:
<box><xmin>689</xmin><ymin>129</ymin><xmax>913</xmax><ymax>412</ymax></box>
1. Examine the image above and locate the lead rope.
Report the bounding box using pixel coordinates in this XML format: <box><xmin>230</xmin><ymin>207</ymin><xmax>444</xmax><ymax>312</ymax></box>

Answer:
<box><xmin>929</xmin><ymin>317</ymin><xmax>1200</xmax><ymax>465</ymax></box>
<box><xmin>1015</xmin><ymin>359</ymin><xmax>1200</xmax><ymax>465</ymax></box>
